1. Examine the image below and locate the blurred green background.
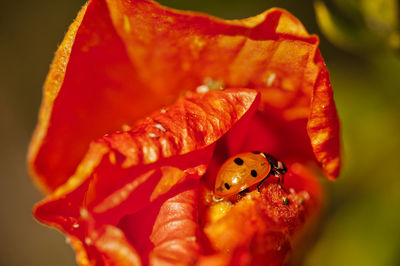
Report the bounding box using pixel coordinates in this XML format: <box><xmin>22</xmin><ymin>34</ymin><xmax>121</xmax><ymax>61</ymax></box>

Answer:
<box><xmin>0</xmin><ymin>0</ymin><xmax>399</xmax><ymax>265</ymax></box>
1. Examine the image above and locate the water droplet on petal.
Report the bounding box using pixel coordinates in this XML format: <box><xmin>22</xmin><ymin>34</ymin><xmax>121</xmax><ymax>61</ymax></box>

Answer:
<box><xmin>84</xmin><ymin>237</ymin><xmax>92</xmax><ymax>245</ymax></box>
<box><xmin>185</xmin><ymin>236</ymin><xmax>197</xmax><ymax>242</ymax></box>
<box><xmin>80</xmin><ymin>208</ymin><xmax>88</xmax><ymax>219</ymax></box>
<box><xmin>196</xmin><ymin>85</ymin><xmax>209</xmax><ymax>93</ymax></box>
<box><xmin>266</xmin><ymin>72</ymin><xmax>276</xmax><ymax>86</ymax></box>
<box><xmin>148</xmin><ymin>133</ymin><xmax>158</xmax><ymax>138</ymax></box>
<box><xmin>204</xmin><ymin>77</ymin><xmax>224</xmax><ymax>90</ymax></box>
<box><xmin>154</xmin><ymin>123</ymin><xmax>167</xmax><ymax>132</ymax></box>
<box><xmin>303</xmin><ymin>191</ymin><xmax>310</xmax><ymax>200</ymax></box>
<box><xmin>121</xmin><ymin>124</ymin><xmax>132</xmax><ymax>131</ymax></box>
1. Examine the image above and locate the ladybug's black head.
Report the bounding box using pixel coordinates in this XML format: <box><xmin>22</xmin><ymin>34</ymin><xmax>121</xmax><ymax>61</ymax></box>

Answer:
<box><xmin>262</xmin><ymin>153</ymin><xmax>287</xmax><ymax>174</ymax></box>
<box><xmin>276</xmin><ymin>160</ymin><xmax>287</xmax><ymax>174</ymax></box>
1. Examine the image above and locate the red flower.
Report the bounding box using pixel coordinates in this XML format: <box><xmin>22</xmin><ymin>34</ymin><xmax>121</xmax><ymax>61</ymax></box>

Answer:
<box><xmin>29</xmin><ymin>0</ymin><xmax>340</xmax><ymax>265</ymax></box>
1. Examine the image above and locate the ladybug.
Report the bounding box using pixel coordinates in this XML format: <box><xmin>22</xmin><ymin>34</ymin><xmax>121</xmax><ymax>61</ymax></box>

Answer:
<box><xmin>214</xmin><ymin>151</ymin><xmax>287</xmax><ymax>198</ymax></box>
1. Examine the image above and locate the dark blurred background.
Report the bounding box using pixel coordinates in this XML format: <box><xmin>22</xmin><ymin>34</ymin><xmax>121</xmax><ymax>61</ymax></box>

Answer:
<box><xmin>1</xmin><ymin>0</ymin><xmax>399</xmax><ymax>265</ymax></box>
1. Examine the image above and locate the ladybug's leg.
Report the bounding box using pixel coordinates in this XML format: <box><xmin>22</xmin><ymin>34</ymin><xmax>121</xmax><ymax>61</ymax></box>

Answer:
<box><xmin>272</xmin><ymin>170</ymin><xmax>283</xmax><ymax>185</ymax></box>
<box><xmin>238</xmin><ymin>188</ymin><xmax>250</xmax><ymax>199</ymax></box>
<box><xmin>257</xmin><ymin>175</ymin><xmax>270</xmax><ymax>192</ymax></box>
<box><xmin>272</xmin><ymin>170</ymin><xmax>287</xmax><ymax>192</ymax></box>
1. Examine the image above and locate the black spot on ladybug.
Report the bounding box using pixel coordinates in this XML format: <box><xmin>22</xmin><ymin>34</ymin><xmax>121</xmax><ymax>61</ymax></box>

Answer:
<box><xmin>251</xmin><ymin>170</ymin><xmax>257</xmax><ymax>177</ymax></box>
<box><xmin>233</xmin><ymin>158</ymin><xmax>244</xmax><ymax>166</ymax></box>
<box><xmin>224</xmin><ymin>183</ymin><xmax>231</xmax><ymax>190</ymax></box>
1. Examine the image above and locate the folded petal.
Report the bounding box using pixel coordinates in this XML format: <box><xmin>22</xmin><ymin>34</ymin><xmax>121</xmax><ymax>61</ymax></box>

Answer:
<box><xmin>95</xmin><ymin>225</ymin><xmax>142</xmax><ymax>266</ymax></box>
<box><xmin>30</xmin><ymin>0</ymin><xmax>340</xmax><ymax>264</ymax></box>
<box><xmin>34</xmin><ymin>89</ymin><xmax>259</xmax><ymax>264</ymax></box>
<box><xmin>29</xmin><ymin>0</ymin><xmax>339</xmax><ymax>193</ymax></box>
<box><xmin>307</xmin><ymin>53</ymin><xmax>341</xmax><ymax>179</ymax></box>
<box><xmin>106</xmin><ymin>0</ymin><xmax>340</xmax><ymax>178</ymax></box>
<box><xmin>149</xmin><ymin>189</ymin><xmax>200</xmax><ymax>265</ymax></box>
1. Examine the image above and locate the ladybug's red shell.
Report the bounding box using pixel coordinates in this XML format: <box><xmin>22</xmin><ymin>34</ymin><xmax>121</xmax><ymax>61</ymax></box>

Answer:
<box><xmin>214</xmin><ymin>152</ymin><xmax>272</xmax><ymax>197</ymax></box>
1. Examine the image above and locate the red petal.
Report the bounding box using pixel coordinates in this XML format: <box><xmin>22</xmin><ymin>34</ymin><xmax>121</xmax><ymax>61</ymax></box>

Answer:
<box><xmin>118</xmin><ymin>185</ymin><xmax>199</xmax><ymax>265</ymax></box>
<box><xmin>29</xmin><ymin>0</ymin><xmax>149</xmax><ymax>192</ymax></box>
<box><xmin>106</xmin><ymin>0</ymin><xmax>340</xmax><ymax>177</ymax></box>
<box><xmin>95</xmin><ymin>225</ymin><xmax>142</xmax><ymax>266</ymax></box>
<box><xmin>307</xmin><ymin>52</ymin><xmax>341</xmax><ymax>180</ymax></box>
<box><xmin>31</xmin><ymin>0</ymin><xmax>341</xmax><ymax>264</ymax></box>
<box><xmin>29</xmin><ymin>0</ymin><xmax>339</xmax><ymax>193</ymax></box>
<box><xmin>34</xmin><ymin>89</ymin><xmax>259</xmax><ymax>264</ymax></box>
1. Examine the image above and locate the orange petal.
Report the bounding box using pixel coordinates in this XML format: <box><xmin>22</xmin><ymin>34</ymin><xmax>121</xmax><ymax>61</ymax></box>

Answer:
<box><xmin>34</xmin><ymin>89</ymin><xmax>259</xmax><ymax>264</ymax></box>
<box><xmin>29</xmin><ymin>0</ymin><xmax>339</xmax><ymax>193</ymax></box>
<box><xmin>307</xmin><ymin>52</ymin><xmax>341</xmax><ymax>180</ymax></box>
<box><xmin>106</xmin><ymin>0</ymin><xmax>340</xmax><ymax>178</ymax></box>
<box><xmin>149</xmin><ymin>189</ymin><xmax>200</xmax><ymax>265</ymax></box>
<box><xmin>29</xmin><ymin>0</ymin><xmax>153</xmax><ymax>192</ymax></box>
<box><xmin>95</xmin><ymin>225</ymin><xmax>142</xmax><ymax>266</ymax></box>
